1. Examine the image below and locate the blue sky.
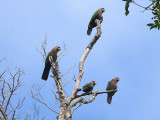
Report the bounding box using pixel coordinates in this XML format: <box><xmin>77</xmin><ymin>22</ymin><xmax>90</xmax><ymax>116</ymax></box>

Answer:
<box><xmin>0</xmin><ymin>0</ymin><xmax>160</xmax><ymax>120</ymax></box>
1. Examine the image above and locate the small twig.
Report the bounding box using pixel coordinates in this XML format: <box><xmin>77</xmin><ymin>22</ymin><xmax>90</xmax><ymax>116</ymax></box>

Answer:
<box><xmin>10</xmin><ymin>95</ymin><xmax>26</xmax><ymax>120</ymax></box>
<box><xmin>132</xmin><ymin>0</ymin><xmax>156</xmax><ymax>12</ymax></box>
<box><xmin>145</xmin><ymin>1</ymin><xmax>156</xmax><ymax>10</ymax></box>
<box><xmin>32</xmin><ymin>96</ymin><xmax>59</xmax><ymax>114</ymax></box>
<box><xmin>58</xmin><ymin>42</ymin><xmax>67</xmax><ymax>62</ymax></box>
<box><xmin>31</xmin><ymin>88</ymin><xmax>59</xmax><ymax>114</ymax></box>
<box><xmin>132</xmin><ymin>1</ymin><xmax>146</xmax><ymax>9</ymax></box>
<box><xmin>63</xmin><ymin>78</ymin><xmax>74</xmax><ymax>88</ymax></box>
<box><xmin>52</xmin><ymin>83</ymin><xmax>59</xmax><ymax>101</ymax></box>
<box><xmin>37</xmin><ymin>34</ymin><xmax>48</xmax><ymax>62</ymax></box>
<box><xmin>61</xmin><ymin>67</ymin><xmax>72</xmax><ymax>78</ymax></box>
<box><xmin>0</xmin><ymin>70</ymin><xmax>6</xmax><ymax>79</ymax></box>
<box><xmin>32</xmin><ymin>102</ymin><xmax>40</xmax><ymax>120</ymax></box>
<box><xmin>63</xmin><ymin>65</ymin><xmax>76</xmax><ymax>88</ymax></box>
<box><xmin>0</xmin><ymin>58</ymin><xmax>6</xmax><ymax>62</ymax></box>
<box><xmin>71</xmin><ymin>101</ymin><xmax>85</xmax><ymax>115</ymax></box>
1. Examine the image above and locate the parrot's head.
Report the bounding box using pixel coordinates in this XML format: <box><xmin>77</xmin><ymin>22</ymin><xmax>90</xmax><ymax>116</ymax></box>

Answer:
<box><xmin>91</xmin><ymin>81</ymin><xmax>96</xmax><ymax>85</ymax></box>
<box><xmin>101</xmin><ymin>8</ymin><xmax>105</xmax><ymax>13</ymax></box>
<box><xmin>112</xmin><ymin>77</ymin><xmax>120</xmax><ymax>83</ymax></box>
<box><xmin>54</xmin><ymin>46</ymin><xmax>61</xmax><ymax>52</ymax></box>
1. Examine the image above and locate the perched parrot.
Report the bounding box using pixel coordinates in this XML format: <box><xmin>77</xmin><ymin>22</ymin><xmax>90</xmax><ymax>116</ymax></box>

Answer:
<box><xmin>87</xmin><ymin>8</ymin><xmax>105</xmax><ymax>35</ymax></box>
<box><xmin>41</xmin><ymin>46</ymin><xmax>61</xmax><ymax>80</ymax></box>
<box><xmin>82</xmin><ymin>81</ymin><xmax>96</xmax><ymax>92</ymax></box>
<box><xmin>106</xmin><ymin>77</ymin><xmax>120</xmax><ymax>104</ymax></box>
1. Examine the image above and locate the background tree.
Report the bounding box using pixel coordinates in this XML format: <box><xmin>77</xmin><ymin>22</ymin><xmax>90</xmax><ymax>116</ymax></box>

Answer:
<box><xmin>123</xmin><ymin>0</ymin><xmax>160</xmax><ymax>29</ymax></box>
<box><xmin>0</xmin><ymin>59</ymin><xmax>26</xmax><ymax>120</ymax></box>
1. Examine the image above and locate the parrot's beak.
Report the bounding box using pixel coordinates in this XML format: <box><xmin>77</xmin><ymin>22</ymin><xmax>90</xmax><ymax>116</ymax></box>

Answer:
<box><xmin>58</xmin><ymin>47</ymin><xmax>61</xmax><ymax>51</ymax></box>
<box><xmin>102</xmin><ymin>8</ymin><xmax>105</xmax><ymax>12</ymax></box>
<box><xmin>91</xmin><ymin>81</ymin><xmax>96</xmax><ymax>85</ymax></box>
<box><xmin>93</xmin><ymin>81</ymin><xmax>96</xmax><ymax>85</ymax></box>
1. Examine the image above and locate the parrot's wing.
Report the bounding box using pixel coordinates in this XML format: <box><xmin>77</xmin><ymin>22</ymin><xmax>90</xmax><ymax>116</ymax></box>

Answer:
<box><xmin>82</xmin><ymin>83</ymin><xmax>93</xmax><ymax>91</ymax></box>
<box><xmin>106</xmin><ymin>81</ymin><xmax>111</xmax><ymax>91</ymax></box>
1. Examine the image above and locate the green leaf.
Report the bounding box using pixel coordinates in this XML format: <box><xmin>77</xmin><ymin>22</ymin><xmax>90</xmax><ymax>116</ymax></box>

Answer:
<box><xmin>147</xmin><ymin>23</ymin><xmax>154</xmax><ymax>26</ymax></box>
<box><xmin>125</xmin><ymin>2</ymin><xmax>130</xmax><ymax>16</ymax></box>
<box><xmin>125</xmin><ymin>10</ymin><xmax>129</xmax><ymax>16</ymax></box>
<box><xmin>154</xmin><ymin>20</ymin><xmax>158</xmax><ymax>24</ymax></box>
<box><xmin>150</xmin><ymin>24</ymin><xmax>157</xmax><ymax>30</ymax></box>
<box><xmin>156</xmin><ymin>1</ymin><xmax>160</xmax><ymax>8</ymax></box>
<box><xmin>123</xmin><ymin>0</ymin><xmax>132</xmax><ymax>16</ymax></box>
<box><xmin>152</xmin><ymin>11</ymin><xmax>158</xmax><ymax>15</ymax></box>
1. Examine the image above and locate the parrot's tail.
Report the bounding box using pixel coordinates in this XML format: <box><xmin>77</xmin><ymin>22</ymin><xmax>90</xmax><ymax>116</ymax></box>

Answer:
<box><xmin>107</xmin><ymin>96</ymin><xmax>112</xmax><ymax>104</ymax></box>
<box><xmin>87</xmin><ymin>26</ymin><xmax>92</xmax><ymax>35</ymax></box>
<box><xmin>41</xmin><ymin>66</ymin><xmax>51</xmax><ymax>80</ymax></box>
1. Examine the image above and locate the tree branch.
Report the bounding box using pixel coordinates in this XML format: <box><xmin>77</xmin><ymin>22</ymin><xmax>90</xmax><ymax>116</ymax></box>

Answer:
<box><xmin>75</xmin><ymin>90</ymin><xmax>117</xmax><ymax>98</ymax></box>
<box><xmin>31</xmin><ymin>86</ymin><xmax>59</xmax><ymax>115</ymax></box>
<box><xmin>132</xmin><ymin>0</ymin><xmax>157</xmax><ymax>11</ymax></box>
<box><xmin>49</xmin><ymin>60</ymin><xmax>65</xmax><ymax>102</ymax></box>
<box><xmin>58</xmin><ymin>42</ymin><xmax>67</xmax><ymax>62</ymax></box>
<box><xmin>70</xmin><ymin>19</ymin><xmax>102</xmax><ymax>101</ymax></box>
<box><xmin>37</xmin><ymin>34</ymin><xmax>48</xmax><ymax>62</ymax></box>
<box><xmin>71</xmin><ymin>90</ymin><xmax>99</xmax><ymax>116</ymax></box>
<box><xmin>0</xmin><ymin>58</ymin><xmax>6</xmax><ymax>63</ymax></box>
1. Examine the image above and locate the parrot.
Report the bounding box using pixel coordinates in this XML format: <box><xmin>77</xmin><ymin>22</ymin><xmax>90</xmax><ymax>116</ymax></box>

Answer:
<box><xmin>82</xmin><ymin>81</ymin><xmax>96</xmax><ymax>93</ymax></box>
<box><xmin>106</xmin><ymin>77</ymin><xmax>120</xmax><ymax>104</ymax></box>
<box><xmin>87</xmin><ymin>8</ymin><xmax>105</xmax><ymax>35</ymax></box>
<box><xmin>41</xmin><ymin>46</ymin><xmax>61</xmax><ymax>80</ymax></box>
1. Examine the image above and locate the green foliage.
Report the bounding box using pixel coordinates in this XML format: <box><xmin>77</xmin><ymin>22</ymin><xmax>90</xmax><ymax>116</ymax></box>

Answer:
<box><xmin>123</xmin><ymin>0</ymin><xmax>132</xmax><ymax>16</ymax></box>
<box><xmin>123</xmin><ymin>0</ymin><xmax>160</xmax><ymax>30</ymax></box>
<box><xmin>147</xmin><ymin>2</ymin><xmax>160</xmax><ymax>30</ymax></box>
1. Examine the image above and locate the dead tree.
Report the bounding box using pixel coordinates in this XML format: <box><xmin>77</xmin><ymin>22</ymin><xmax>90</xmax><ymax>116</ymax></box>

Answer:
<box><xmin>0</xmin><ymin>59</ymin><xmax>26</xmax><ymax>120</ymax></box>
<box><xmin>32</xmin><ymin>20</ymin><xmax>118</xmax><ymax>120</ymax></box>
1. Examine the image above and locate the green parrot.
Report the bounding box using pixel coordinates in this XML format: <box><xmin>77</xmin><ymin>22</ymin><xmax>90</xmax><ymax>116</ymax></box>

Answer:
<box><xmin>41</xmin><ymin>46</ymin><xmax>61</xmax><ymax>80</ymax></box>
<box><xmin>82</xmin><ymin>81</ymin><xmax>96</xmax><ymax>92</ymax></box>
<box><xmin>106</xmin><ymin>77</ymin><xmax>120</xmax><ymax>104</ymax></box>
<box><xmin>87</xmin><ymin>8</ymin><xmax>105</xmax><ymax>35</ymax></box>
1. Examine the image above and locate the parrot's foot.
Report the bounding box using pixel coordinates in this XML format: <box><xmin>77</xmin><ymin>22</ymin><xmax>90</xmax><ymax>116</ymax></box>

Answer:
<box><xmin>77</xmin><ymin>88</ymin><xmax>81</xmax><ymax>91</ymax></box>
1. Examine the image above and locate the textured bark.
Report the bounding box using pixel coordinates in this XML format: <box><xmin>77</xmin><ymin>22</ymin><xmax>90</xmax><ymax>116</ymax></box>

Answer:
<box><xmin>49</xmin><ymin>58</ymin><xmax>66</xmax><ymax>120</ymax></box>
<box><xmin>65</xmin><ymin>97</ymin><xmax>85</xmax><ymax>120</ymax></box>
